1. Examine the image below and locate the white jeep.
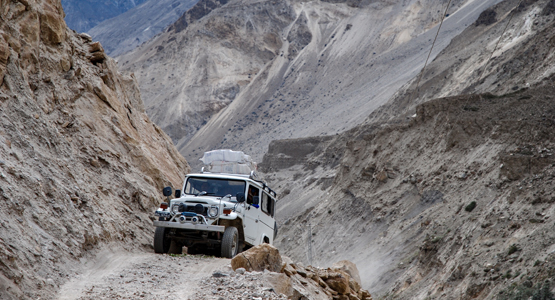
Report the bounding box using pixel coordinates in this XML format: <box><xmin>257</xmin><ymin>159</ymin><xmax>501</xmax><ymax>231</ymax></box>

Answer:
<box><xmin>153</xmin><ymin>151</ymin><xmax>277</xmax><ymax>258</ymax></box>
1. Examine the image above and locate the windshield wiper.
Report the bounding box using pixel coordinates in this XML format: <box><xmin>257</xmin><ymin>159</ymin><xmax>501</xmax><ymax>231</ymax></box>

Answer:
<box><xmin>196</xmin><ymin>191</ymin><xmax>215</xmax><ymax>196</ymax></box>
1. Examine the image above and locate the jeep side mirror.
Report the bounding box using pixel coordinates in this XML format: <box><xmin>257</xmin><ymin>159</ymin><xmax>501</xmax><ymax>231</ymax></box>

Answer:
<box><xmin>236</xmin><ymin>192</ymin><xmax>245</xmax><ymax>203</ymax></box>
<box><xmin>253</xmin><ymin>196</ymin><xmax>260</xmax><ymax>205</ymax></box>
<box><xmin>175</xmin><ymin>189</ymin><xmax>181</xmax><ymax>198</ymax></box>
<box><xmin>163</xmin><ymin>186</ymin><xmax>172</xmax><ymax>197</ymax></box>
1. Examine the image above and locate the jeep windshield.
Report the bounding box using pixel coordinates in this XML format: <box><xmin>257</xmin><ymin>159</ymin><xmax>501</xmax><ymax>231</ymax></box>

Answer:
<box><xmin>184</xmin><ymin>177</ymin><xmax>246</xmax><ymax>199</ymax></box>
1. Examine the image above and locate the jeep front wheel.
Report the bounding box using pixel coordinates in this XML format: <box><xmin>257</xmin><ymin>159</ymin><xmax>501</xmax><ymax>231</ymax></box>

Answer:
<box><xmin>154</xmin><ymin>227</ymin><xmax>171</xmax><ymax>254</ymax></box>
<box><xmin>221</xmin><ymin>227</ymin><xmax>239</xmax><ymax>258</ymax></box>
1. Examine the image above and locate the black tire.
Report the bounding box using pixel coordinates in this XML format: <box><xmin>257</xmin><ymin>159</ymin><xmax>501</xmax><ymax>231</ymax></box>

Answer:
<box><xmin>154</xmin><ymin>227</ymin><xmax>171</xmax><ymax>254</ymax></box>
<box><xmin>221</xmin><ymin>227</ymin><xmax>239</xmax><ymax>258</ymax></box>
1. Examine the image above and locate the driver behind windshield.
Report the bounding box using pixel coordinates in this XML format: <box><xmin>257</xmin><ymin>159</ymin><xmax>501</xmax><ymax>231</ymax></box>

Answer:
<box><xmin>199</xmin><ymin>182</ymin><xmax>211</xmax><ymax>194</ymax></box>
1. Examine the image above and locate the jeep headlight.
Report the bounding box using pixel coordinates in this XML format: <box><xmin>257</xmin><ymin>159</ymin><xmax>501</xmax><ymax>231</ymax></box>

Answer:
<box><xmin>208</xmin><ymin>206</ymin><xmax>218</xmax><ymax>218</ymax></box>
<box><xmin>172</xmin><ymin>204</ymin><xmax>180</xmax><ymax>214</ymax></box>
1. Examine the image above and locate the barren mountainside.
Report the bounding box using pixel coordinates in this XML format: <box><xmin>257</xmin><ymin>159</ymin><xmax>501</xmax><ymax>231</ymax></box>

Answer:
<box><xmin>61</xmin><ymin>0</ymin><xmax>148</xmax><ymax>33</ymax></box>
<box><xmin>365</xmin><ymin>0</ymin><xmax>555</xmax><ymax>125</ymax></box>
<box><xmin>263</xmin><ymin>80</ymin><xmax>555</xmax><ymax>298</ymax></box>
<box><xmin>87</xmin><ymin>0</ymin><xmax>199</xmax><ymax>56</ymax></box>
<box><xmin>118</xmin><ymin>0</ymin><xmax>504</xmax><ymax>169</ymax></box>
<box><xmin>0</xmin><ymin>0</ymin><xmax>189</xmax><ymax>298</ymax></box>
<box><xmin>258</xmin><ymin>0</ymin><xmax>555</xmax><ymax>298</ymax></box>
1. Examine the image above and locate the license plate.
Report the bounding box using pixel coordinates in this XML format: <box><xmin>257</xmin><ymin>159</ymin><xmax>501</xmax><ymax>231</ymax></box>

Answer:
<box><xmin>155</xmin><ymin>211</ymin><xmax>171</xmax><ymax>218</ymax></box>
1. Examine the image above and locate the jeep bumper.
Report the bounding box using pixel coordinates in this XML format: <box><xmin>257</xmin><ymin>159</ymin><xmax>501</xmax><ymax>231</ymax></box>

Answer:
<box><xmin>153</xmin><ymin>221</ymin><xmax>225</xmax><ymax>232</ymax></box>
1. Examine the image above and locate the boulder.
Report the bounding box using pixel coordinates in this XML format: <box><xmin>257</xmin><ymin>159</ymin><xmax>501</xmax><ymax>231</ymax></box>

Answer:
<box><xmin>231</xmin><ymin>243</ymin><xmax>282</xmax><ymax>272</ymax></box>
<box><xmin>89</xmin><ymin>51</ymin><xmax>107</xmax><ymax>64</ymax></box>
<box><xmin>89</xmin><ymin>42</ymin><xmax>104</xmax><ymax>53</ymax></box>
<box><xmin>332</xmin><ymin>260</ymin><xmax>362</xmax><ymax>286</ymax></box>
<box><xmin>283</xmin><ymin>263</ymin><xmax>297</xmax><ymax>276</ymax></box>
<box><xmin>360</xmin><ymin>289</ymin><xmax>373</xmax><ymax>300</ymax></box>
<box><xmin>40</xmin><ymin>10</ymin><xmax>65</xmax><ymax>45</ymax></box>
<box><xmin>325</xmin><ymin>271</ymin><xmax>351</xmax><ymax>295</ymax></box>
<box><xmin>263</xmin><ymin>272</ymin><xmax>292</xmax><ymax>296</ymax></box>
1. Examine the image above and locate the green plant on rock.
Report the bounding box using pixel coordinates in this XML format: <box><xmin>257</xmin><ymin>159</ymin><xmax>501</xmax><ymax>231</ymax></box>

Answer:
<box><xmin>508</xmin><ymin>244</ymin><xmax>520</xmax><ymax>255</ymax></box>
<box><xmin>465</xmin><ymin>201</ymin><xmax>477</xmax><ymax>212</ymax></box>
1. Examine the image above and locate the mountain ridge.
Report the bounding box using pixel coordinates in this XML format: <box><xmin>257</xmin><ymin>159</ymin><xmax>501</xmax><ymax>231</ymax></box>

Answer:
<box><xmin>118</xmin><ymin>0</ymin><xmax>501</xmax><ymax>170</ymax></box>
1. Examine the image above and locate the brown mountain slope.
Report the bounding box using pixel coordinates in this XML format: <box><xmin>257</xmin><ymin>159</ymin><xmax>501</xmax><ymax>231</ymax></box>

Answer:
<box><xmin>0</xmin><ymin>1</ymin><xmax>189</xmax><ymax>299</ymax></box>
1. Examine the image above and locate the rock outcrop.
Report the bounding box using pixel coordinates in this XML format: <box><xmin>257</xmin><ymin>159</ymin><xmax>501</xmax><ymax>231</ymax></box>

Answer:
<box><xmin>228</xmin><ymin>244</ymin><xmax>372</xmax><ymax>300</ymax></box>
<box><xmin>231</xmin><ymin>243</ymin><xmax>283</xmax><ymax>273</ymax></box>
<box><xmin>0</xmin><ymin>0</ymin><xmax>189</xmax><ymax>299</ymax></box>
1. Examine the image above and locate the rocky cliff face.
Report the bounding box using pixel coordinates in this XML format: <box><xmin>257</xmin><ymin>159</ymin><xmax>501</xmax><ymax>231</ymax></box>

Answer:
<box><xmin>0</xmin><ymin>1</ymin><xmax>189</xmax><ymax>299</ymax></box>
<box><xmin>61</xmin><ymin>0</ymin><xmax>148</xmax><ymax>33</ymax></box>
<box><xmin>118</xmin><ymin>0</ymin><xmax>500</xmax><ymax>169</ymax></box>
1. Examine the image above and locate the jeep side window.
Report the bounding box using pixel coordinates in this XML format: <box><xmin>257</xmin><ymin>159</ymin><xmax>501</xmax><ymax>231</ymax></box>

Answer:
<box><xmin>247</xmin><ymin>185</ymin><xmax>259</xmax><ymax>205</ymax></box>
<box><xmin>261</xmin><ymin>192</ymin><xmax>270</xmax><ymax>216</ymax></box>
<box><xmin>268</xmin><ymin>196</ymin><xmax>275</xmax><ymax>217</ymax></box>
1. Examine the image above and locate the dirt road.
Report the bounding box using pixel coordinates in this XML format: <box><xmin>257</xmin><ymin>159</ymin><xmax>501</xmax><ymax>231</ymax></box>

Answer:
<box><xmin>58</xmin><ymin>249</ymin><xmax>230</xmax><ymax>300</ymax></box>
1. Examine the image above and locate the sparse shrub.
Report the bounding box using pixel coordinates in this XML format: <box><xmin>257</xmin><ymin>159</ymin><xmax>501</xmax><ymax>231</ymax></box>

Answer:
<box><xmin>508</xmin><ymin>244</ymin><xmax>520</xmax><ymax>255</ymax></box>
<box><xmin>431</xmin><ymin>236</ymin><xmax>442</xmax><ymax>243</ymax></box>
<box><xmin>505</xmin><ymin>270</ymin><xmax>513</xmax><ymax>279</ymax></box>
<box><xmin>497</xmin><ymin>280</ymin><xmax>554</xmax><ymax>300</ymax></box>
<box><xmin>465</xmin><ymin>201</ymin><xmax>477</xmax><ymax>212</ymax></box>
<box><xmin>535</xmin><ymin>260</ymin><xmax>542</xmax><ymax>267</ymax></box>
<box><xmin>531</xmin><ymin>281</ymin><xmax>555</xmax><ymax>300</ymax></box>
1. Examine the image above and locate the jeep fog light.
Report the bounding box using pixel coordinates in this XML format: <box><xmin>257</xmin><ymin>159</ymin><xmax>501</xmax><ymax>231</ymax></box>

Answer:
<box><xmin>191</xmin><ymin>216</ymin><xmax>199</xmax><ymax>224</ymax></box>
<box><xmin>178</xmin><ymin>215</ymin><xmax>186</xmax><ymax>223</ymax></box>
<box><xmin>208</xmin><ymin>206</ymin><xmax>218</xmax><ymax>218</ymax></box>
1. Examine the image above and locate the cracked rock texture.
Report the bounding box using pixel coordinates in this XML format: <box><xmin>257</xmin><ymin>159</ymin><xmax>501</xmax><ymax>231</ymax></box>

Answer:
<box><xmin>0</xmin><ymin>0</ymin><xmax>189</xmax><ymax>299</ymax></box>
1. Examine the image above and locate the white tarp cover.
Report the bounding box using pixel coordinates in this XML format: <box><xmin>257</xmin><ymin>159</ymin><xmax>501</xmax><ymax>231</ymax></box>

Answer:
<box><xmin>200</xmin><ymin>149</ymin><xmax>257</xmax><ymax>174</ymax></box>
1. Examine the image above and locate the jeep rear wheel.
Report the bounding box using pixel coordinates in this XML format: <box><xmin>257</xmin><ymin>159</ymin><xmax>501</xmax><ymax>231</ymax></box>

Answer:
<box><xmin>154</xmin><ymin>227</ymin><xmax>171</xmax><ymax>254</ymax></box>
<box><xmin>221</xmin><ymin>227</ymin><xmax>239</xmax><ymax>258</ymax></box>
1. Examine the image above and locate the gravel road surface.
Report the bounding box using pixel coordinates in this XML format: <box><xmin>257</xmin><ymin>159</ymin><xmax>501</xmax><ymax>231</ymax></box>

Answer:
<box><xmin>58</xmin><ymin>250</ymin><xmax>230</xmax><ymax>300</ymax></box>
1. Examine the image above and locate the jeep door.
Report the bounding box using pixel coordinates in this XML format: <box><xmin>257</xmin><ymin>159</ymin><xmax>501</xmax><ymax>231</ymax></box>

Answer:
<box><xmin>259</xmin><ymin>191</ymin><xmax>276</xmax><ymax>243</ymax></box>
<box><xmin>242</xmin><ymin>185</ymin><xmax>260</xmax><ymax>245</ymax></box>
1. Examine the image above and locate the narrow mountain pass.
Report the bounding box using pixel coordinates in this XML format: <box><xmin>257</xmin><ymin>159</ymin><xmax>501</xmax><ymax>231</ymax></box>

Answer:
<box><xmin>58</xmin><ymin>248</ymin><xmax>230</xmax><ymax>300</ymax></box>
